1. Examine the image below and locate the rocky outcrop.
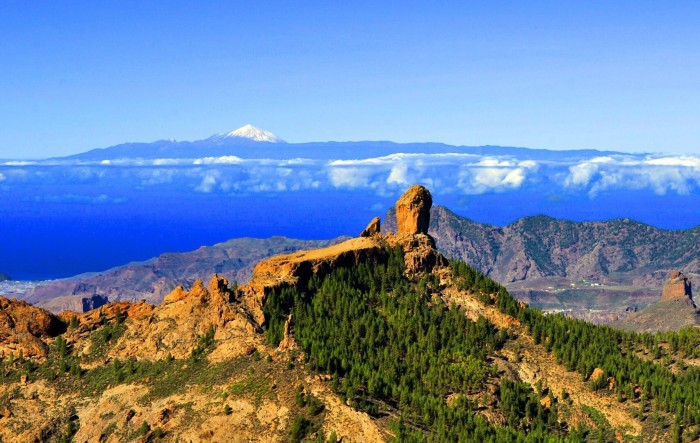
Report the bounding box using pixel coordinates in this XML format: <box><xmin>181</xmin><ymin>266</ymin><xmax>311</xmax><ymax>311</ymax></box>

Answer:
<box><xmin>661</xmin><ymin>271</ymin><xmax>693</xmax><ymax>303</ymax></box>
<box><xmin>0</xmin><ymin>296</ymin><xmax>66</xmax><ymax>360</ymax></box>
<box><xmin>613</xmin><ymin>272</ymin><xmax>699</xmax><ymax>332</ymax></box>
<box><xmin>243</xmin><ymin>186</ymin><xmax>448</xmax><ymax>327</ymax></box>
<box><xmin>102</xmin><ymin>274</ymin><xmax>259</xmax><ymax>362</ymax></box>
<box><xmin>383</xmin><ymin>206</ymin><xmax>700</xmax><ymax>288</ymax></box>
<box><xmin>244</xmin><ymin>237</ymin><xmax>390</xmax><ymax>325</ymax></box>
<box><xmin>395</xmin><ymin>185</ymin><xmax>432</xmax><ymax>235</ymax></box>
<box><xmin>23</xmin><ymin>237</ymin><xmax>339</xmax><ymax>313</ymax></box>
<box><xmin>360</xmin><ymin>217</ymin><xmax>381</xmax><ymax>237</ymax></box>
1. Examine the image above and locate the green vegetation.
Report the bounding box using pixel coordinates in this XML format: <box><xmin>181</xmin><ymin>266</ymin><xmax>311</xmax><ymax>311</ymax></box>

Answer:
<box><xmin>451</xmin><ymin>259</ymin><xmax>700</xmax><ymax>433</ymax></box>
<box><xmin>82</xmin><ymin>319</ymin><xmax>126</xmax><ymax>363</ymax></box>
<box><xmin>265</xmin><ymin>247</ymin><xmax>575</xmax><ymax>442</ymax></box>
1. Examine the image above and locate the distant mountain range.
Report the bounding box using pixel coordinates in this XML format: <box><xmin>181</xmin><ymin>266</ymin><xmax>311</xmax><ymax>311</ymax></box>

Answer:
<box><xmin>23</xmin><ymin>237</ymin><xmax>339</xmax><ymax>312</ymax></box>
<box><xmin>23</xmin><ymin>205</ymin><xmax>700</xmax><ymax>321</ymax></box>
<box><xmin>60</xmin><ymin>124</ymin><xmax>621</xmax><ymax>161</ymax></box>
<box><xmin>395</xmin><ymin>206</ymin><xmax>700</xmax><ymax>287</ymax></box>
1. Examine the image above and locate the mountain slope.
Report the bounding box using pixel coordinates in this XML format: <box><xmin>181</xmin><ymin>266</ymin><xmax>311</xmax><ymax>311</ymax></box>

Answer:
<box><xmin>386</xmin><ymin>205</ymin><xmax>700</xmax><ymax>286</ymax></box>
<box><xmin>59</xmin><ymin>126</ymin><xmax>622</xmax><ymax>162</ymax></box>
<box><xmin>613</xmin><ymin>271</ymin><xmax>700</xmax><ymax>332</ymax></box>
<box><xmin>23</xmin><ymin>237</ymin><xmax>340</xmax><ymax>312</ymax></box>
<box><xmin>1</xmin><ymin>186</ymin><xmax>699</xmax><ymax>441</ymax></box>
<box><xmin>25</xmin><ymin>205</ymin><xmax>700</xmax><ymax>322</ymax></box>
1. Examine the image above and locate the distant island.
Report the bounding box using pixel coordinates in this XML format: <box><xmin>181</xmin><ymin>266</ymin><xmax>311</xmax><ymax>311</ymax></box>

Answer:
<box><xmin>0</xmin><ymin>273</ymin><xmax>10</xmax><ymax>281</ymax></box>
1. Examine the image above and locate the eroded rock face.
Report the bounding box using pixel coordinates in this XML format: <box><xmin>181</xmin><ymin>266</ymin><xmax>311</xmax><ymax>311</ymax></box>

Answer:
<box><xmin>360</xmin><ymin>217</ymin><xmax>381</xmax><ymax>237</ymax></box>
<box><xmin>662</xmin><ymin>271</ymin><xmax>693</xmax><ymax>302</ymax></box>
<box><xmin>395</xmin><ymin>185</ymin><xmax>432</xmax><ymax>235</ymax></box>
<box><xmin>0</xmin><ymin>296</ymin><xmax>66</xmax><ymax>360</ymax></box>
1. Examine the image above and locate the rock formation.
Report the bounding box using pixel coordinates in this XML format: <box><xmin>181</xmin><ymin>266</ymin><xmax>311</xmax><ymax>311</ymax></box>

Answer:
<box><xmin>395</xmin><ymin>185</ymin><xmax>432</xmax><ymax>235</ymax></box>
<box><xmin>360</xmin><ymin>217</ymin><xmax>381</xmax><ymax>237</ymax></box>
<box><xmin>243</xmin><ymin>185</ymin><xmax>448</xmax><ymax>327</ymax></box>
<box><xmin>102</xmin><ymin>274</ymin><xmax>258</xmax><ymax>361</ymax></box>
<box><xmin>661</xmin><ymin>271</ymin><xmax>694</xmax><ymax>304</ymax></box>
<box><xmin>613</xmin><ymin>271</ymin><xmax>699</xmax><ymax>332</ymax></box>
<box><xmin>0</xmin><ymin>296</ymin><xmax>66</xmax><ymax>360</ymax></box>
<box><xmin>0</xmin><ymin>273</ymin><xmax>10</xmax><ymax>282</ymax></box>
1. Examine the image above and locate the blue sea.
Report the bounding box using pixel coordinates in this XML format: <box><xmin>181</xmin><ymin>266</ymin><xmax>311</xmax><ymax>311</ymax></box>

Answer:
<box><xmin>2</xmin><ymin>183</ymin><xmax>698</xmax><ymax>281</ymax></box>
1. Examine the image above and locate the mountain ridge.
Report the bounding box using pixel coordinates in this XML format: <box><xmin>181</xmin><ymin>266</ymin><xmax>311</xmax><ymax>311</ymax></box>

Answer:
<box><xmin>2</xmin><ymin>185</ymin><xmax>698</xmax><ymax>441</ymax></box>
<box><xmin>22</xmin><ymin>206</ymin><xmax>700</xmax><ymax>321</ymax></box>
<box><xmin>54</xmin><ymin>129</ymin><xmax>624</xmax><ymax>161</ymax></box>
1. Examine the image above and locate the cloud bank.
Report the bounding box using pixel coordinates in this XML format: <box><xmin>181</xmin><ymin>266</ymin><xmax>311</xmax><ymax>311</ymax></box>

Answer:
<box><xmin>1</xmin><ymin>152</ymin><xmax>699</xmax><ymax>198</ymax></box>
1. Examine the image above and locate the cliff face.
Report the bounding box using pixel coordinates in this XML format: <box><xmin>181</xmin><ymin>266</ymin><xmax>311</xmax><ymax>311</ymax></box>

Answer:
<box><xmin>661</xmin><ymin>271</ymin><xmax>693</xmax><ymax>303</ymax></box>
<box><xmin>613</xmin><ymin>271</ymin><xmax>699</xmax><ymax>332</ymax></box>
<box><xmin>0</xmin><ymin>296</ymin><xmax>66</xmax><ymax>360</ymax></box>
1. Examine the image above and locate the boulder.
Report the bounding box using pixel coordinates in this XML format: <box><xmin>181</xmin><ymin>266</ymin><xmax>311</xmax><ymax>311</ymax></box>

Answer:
<box><xmin>395</xmin><ymin>185</ymin><xmax>432</xmax><ymax>235</ymax></box>
<box><xmin>360</xmin><ymin>217</ymin><xmax>381</xmax><ymax>237</ymax></box>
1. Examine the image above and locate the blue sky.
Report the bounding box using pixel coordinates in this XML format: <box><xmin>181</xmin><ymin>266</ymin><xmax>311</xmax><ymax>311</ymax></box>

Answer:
<box><xmin>1</xmin><ymin>1</ymin><xmax>700</xmax><ymax>158</ymax></box>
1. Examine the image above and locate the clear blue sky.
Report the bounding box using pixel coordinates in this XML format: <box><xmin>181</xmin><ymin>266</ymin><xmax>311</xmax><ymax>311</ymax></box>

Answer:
<box><xmin>1</xmin><ymin>1</ymin><xmax>699</xmax><ymax>158</ymax></box>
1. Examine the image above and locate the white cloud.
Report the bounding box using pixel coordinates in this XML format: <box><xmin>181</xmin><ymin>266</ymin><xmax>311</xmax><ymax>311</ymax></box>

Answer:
<box><xmin>644</xmin><ymin>156</ymin><xmax>700</xmax><ymax>167</ymax></box>
<box><xmin>387</xmin><ymin>163</ymin><xmax>410</xmax><ymax>186</ymax></box>
<box><xmin>4</xmin><ymin>150</ymin><xmax>699</xmax><ymax>198</ymax></box>
<box><xmin>193</xmin><ymin>156</ymin><xmax>243</xmax><ymax>165</ymax></box>
<box><xmin>328</xmin><ymin>167</ymin><xmax>373</xmax><ymax>188</ymax></box>
<box><xmin>195</xmin><ymin>172</ymin><xmax>219</xmax><ymax>193</ymax></box>
<box><xmin>564</xmin><ymin>162</ymin><xmax>599</xmax><ymax>187</ymax></box>
<box><xmin>153</xmin><ymin>158</ymin><xmax>180</xmax><ymax>166</ymax></box>
<box><xmin>563</xmin><ymin>154</ymin><xmax>700</xmax><ymax>196</ymax></box>
<box><xmin>2</xmin><ymin>161</ymin><xmax>35</xmax><ymax>166</ymax></box>
<box><xmin>457</xmin><ymin>160</ymin><xmax>538</xmax><ymax>194</ymax></box>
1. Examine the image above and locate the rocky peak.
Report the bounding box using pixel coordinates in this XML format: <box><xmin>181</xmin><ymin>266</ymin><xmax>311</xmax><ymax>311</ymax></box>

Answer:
<box><xmin>661</xmin><ymin>271</ymin><xmax>693</xmax><ymax>303</ymax></box>
<box><xmin>244</xmin><ymin>185</ymin><xmax>447</xmax><ymax>328</ymax></box>
<box><xmin>360</xmin><ymin>217</ymin><xmax>381</xmax><ymax>237</ymax></box>
<box><xmin>395</xmin><ymin>185</ymin><xmax>432</xmax><ymax>235</ymax></box>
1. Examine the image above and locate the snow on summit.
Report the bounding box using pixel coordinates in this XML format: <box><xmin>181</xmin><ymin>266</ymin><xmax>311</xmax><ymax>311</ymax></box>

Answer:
<box><xmin>219</xmin><ymin>124</ymin><xmax>285</xmax><ymax>143</ymax></box>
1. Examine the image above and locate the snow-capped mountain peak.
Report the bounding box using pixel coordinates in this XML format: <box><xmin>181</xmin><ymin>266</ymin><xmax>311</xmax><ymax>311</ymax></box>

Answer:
<box><xmin>218</xmin><ymin>124</ymin><xmax>285</xmax><ymax>143</ymax></box>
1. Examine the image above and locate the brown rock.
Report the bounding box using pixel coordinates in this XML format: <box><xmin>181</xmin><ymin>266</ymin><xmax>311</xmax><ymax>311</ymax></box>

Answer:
<box><xmin>162</xmin><ymin>286</ymin><xmax>189</xmax><ymax>304</ymax></box>
<box><xmin>540</xmin><ymin>395</ymin><xmax>552</xmax><ymax>409</ymax></box>
<box><xmin>395</xmin><ymin>185</ymin><xmax>432</xmax><ymax>235</ymax></box>
<box><xmin>360</xmin><ymin>217</ymin><xmax>381</xmax><ymax>237</ymax></box>
<box><xmin>74</xmin><ymin>301</ymin><xmax>154</xmax><ymax>332</ymax></box>
<box><xmin>278</xmin><ymin>313</ymin><xmax>298</xmax><ymax>351</ymax></box>
<box><xmin>0</xmin><ymin>296</ymin><xmax>66</xmax><ymax>360</ymax></box>
<box><xmin>590</xmin><ymin>367</ymin><xmax>605</xmax><ymax>383</ymax></box>
<box><xmin>661</xmin><ymin>271</ymin><xmax>693</xmax><ymax>302</ymax></box>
